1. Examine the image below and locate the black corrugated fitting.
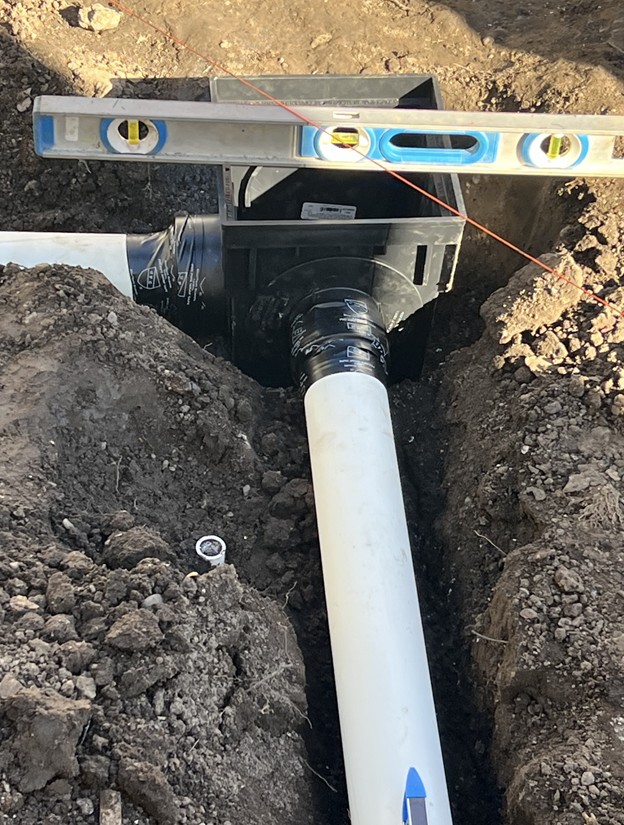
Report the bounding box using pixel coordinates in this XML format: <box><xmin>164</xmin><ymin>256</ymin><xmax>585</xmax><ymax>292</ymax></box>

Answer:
<box><xmin>126</xmin><ymin>213</ymin><xmax>224</xmax><ymax>336</ymax></box>
<box><xmin>290</xmin><ymin>288</ymin><xmax>389</xmax><ymax>395</ymax></box>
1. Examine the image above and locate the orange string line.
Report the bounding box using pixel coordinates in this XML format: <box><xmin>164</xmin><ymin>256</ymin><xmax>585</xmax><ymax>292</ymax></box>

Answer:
<box><xmin>107</xmin><ymin>0</ymin><xmax>624</xmax><ymax>321</ymax></box>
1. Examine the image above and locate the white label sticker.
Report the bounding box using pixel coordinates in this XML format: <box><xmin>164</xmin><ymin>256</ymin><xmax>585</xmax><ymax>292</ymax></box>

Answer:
<box><xmin>301</xmin><ymin>202</ymin><xmax>357</xmax><ymax>220</ymax></box>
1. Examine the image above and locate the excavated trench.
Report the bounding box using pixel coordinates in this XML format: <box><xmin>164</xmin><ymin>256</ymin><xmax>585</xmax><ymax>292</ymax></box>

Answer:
<box><xmin>3</xmin><ymin>31</ymin><xmax>624</xmax><ymax>825</ymax></box>
<box><xmin>386</xmin><ymin>175</ymin><xmax>581</xmax><ymax>825</ymax></box>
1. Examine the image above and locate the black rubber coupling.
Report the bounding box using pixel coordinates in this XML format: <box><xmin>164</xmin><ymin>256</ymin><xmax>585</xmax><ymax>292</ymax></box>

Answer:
<box><xmin>126</xmin><ymin>213</ymin><xmax>224</xmax><ymax>335</ymax></box>
<box><xmin>290</xmin><ymin>288</ymin><xmax>389</xmax><ymax>395</ymax></box>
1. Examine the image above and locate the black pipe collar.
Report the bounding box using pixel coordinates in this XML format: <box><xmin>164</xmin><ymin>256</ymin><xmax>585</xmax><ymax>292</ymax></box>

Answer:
<box><xmin>290</xmin><ymin>288</ymin><xmax>389</xmax><ymax>395</ymax></box>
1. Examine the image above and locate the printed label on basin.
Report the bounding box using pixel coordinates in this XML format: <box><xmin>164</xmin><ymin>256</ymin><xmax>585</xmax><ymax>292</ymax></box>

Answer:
<box><xmin>301</xmin><ymin>202</ymin><xmax>357</xmax><ymax>220</ymax></box>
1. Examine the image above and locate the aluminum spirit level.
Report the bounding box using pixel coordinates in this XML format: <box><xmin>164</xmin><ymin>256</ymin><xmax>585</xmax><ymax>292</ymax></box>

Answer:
<box><xmin>34</xmin><ymin>89</ymin><xmax>624</xmax><ymax>176</ymax></box>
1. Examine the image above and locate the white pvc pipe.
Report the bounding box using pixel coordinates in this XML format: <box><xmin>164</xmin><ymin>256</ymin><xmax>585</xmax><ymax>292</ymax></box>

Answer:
<box><xmin>304</xmin><ymin>371</ymin><xmax>453</xmax><ymax>825</ymax></box>
<box><xmin>0</xmin><ymin>231</ymin><xmax>133</xmax><ymax>297</ymax></box>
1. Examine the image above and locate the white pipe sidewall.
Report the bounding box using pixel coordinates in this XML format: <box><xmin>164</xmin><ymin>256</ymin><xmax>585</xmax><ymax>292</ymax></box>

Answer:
<box><xmin>0</xmin><ymin>232</ymin><xmax>133</xmax><ymax>297</ymax></box>
<box><xmin>304</xmin><ymin>371</ymin><xmax>453</xmax><ymax>825</ymax></box>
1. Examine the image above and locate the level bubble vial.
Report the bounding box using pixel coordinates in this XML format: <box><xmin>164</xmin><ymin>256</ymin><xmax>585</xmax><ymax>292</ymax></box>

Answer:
<box><xmin>117</xmin><ymin>119</ymin><xmax>150</xmax><ymax>145</ymax></box>
<box><xmin>330</xmin><ymin>127</ymin><xmax>361</xmax><ymax>147</ymax></box>
<box><xmin>314</xmin><ymin>125</ymin><xmax>372</xmax><ymax>162</ymax></box>
<box><xmin>521</xmin><ymin>131</ymin><xmax>588</xmax><ymax>169</ymax></box>
<box><xmin>103</xmin><ymin>116</ymin><xmax>165</xmax><ymax>155</ymax></box>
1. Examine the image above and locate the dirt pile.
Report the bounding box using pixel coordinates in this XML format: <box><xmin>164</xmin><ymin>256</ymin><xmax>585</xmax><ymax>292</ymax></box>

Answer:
<box><xmin>441</xmin><ymin>194</ymin><xmax>624</xmax><ymax>824</ymax></box>
<box><xmin>0</xmin><ymin>262</ymin><xmax>318</xmax><ymax>824</ymax></box>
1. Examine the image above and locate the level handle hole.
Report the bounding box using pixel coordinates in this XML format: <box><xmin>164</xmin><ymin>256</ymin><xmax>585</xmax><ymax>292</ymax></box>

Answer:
<box><xmin>389</xmin><ymin>133</ymin><xmax>478</xmax><ymax>151</ymax></box>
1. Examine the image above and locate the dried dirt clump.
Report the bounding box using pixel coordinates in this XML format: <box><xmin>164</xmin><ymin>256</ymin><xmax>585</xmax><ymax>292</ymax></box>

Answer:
<box><xmin>0</xmin><ymin>263</ymin><xmax>316</xmax><ymax>825</ymax></box>
<box><xmin>441</xmin><ymin>215</ymin><xmax>624</xmax><ymax>824</ymax></box>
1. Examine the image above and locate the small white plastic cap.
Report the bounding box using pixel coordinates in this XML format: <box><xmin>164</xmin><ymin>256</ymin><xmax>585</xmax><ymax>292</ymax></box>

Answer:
<box><xmin>195</xmin><ymin>535</ymin><xmax>227</xmax><ymax>567</ymax></box>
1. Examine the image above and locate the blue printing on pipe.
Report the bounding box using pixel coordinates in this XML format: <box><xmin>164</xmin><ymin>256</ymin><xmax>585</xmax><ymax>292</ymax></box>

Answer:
<box><xmin>402</xmin><ymin>767</ymin><xmax>427</xmax><ymax>824</ymax></box>
<box><xmin>99</xmin><ymin>118</ymin><xmax>168</xmax><ymax>155</ymax></box>
<box><xmin>520</xmin><ymin>133</ymin><xmax>590</xmax><ymax>168</ymax></box>
<box><xmin>34</xmin><ymin>114</ymin><xmax>56</xmax><ymax>155</ymax></box>
<box><xmin>299</xmin><ymin>125</ymin><xmax>499</xmax><ymax>166</ymax></box>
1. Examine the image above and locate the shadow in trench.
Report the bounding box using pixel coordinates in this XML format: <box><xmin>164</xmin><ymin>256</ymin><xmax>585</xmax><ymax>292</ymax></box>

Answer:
<box><xmin>390</xmin><ymin>0</ymin><xmax>624</xmax><ymax>84</ymax></box>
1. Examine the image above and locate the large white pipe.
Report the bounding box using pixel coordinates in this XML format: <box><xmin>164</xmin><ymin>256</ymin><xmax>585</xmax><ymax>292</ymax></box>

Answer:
<box><xmin>0</xmin><ymin>231</ymin><xmax>133</xmax><ymax>297</ymax></box>
<box><xmin>304</xmin><ymin>371</ymin><xmax>452</xmax><ymax>825</ymax></box>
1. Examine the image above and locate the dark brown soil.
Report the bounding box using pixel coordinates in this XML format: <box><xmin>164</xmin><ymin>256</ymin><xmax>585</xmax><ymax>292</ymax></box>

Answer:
<box><xmin>0</xmin><ymin>262</ymin><xmax>322</xmax><ymax>824</ymax></box>
<box><xmin>440</xmin><ymin>213</ymin><xmax>624</xmax><ymax>823</ymax></box>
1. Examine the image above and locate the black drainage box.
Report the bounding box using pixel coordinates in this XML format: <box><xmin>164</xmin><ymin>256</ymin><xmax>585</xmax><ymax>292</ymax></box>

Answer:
<box><xmin>209</xmin><ymin>74</ymin><xmax>466</xmax><ymax>386</ymax></box>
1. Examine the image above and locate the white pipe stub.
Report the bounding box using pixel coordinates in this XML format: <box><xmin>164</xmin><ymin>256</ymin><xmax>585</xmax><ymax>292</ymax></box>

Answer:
<box><xmin>304</xmin><ymin>371</ymin><xmax>453</xmax><ymax>825</ymax></box>
<box><xmin>292</xmin><ymin>288</ymin><xmax>453</xmax><ymax>825</ymax></box>
<box><xmin>0</xmin><ymin>231</ymin><xmax>133</xmax><ymax>297</ymax></box>
<box><xmin>195</xmin><ymin>535</ymin><xmax>227</xmax><ymax>567</ymax></box>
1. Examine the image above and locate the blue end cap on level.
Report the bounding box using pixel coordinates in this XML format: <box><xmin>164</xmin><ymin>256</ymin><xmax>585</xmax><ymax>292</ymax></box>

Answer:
<box><xmin>34</xmin><ymin>115</ymin><xmax>55</xmax><ymax>155</ymax></box>
<box><xmin>402</xmin><ymin>767</ymin><xmax>427</xmax><ymax>824</ymax></box>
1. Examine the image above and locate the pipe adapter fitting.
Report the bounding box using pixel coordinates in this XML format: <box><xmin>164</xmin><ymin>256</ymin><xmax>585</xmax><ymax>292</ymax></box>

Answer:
<box><xmin>126</xmin><ymin>213</ymin><xmax>224</xmax><ymax>335</ymax></box>
<box><xmin>195</xmin><ymin>535</ymin><xmax>227</xmax><ymax>567</ymax></box>
<box><xmin>290</xmin><ymin>288</ymin><xmax>389</xmax><ymax>395</ymax></box>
